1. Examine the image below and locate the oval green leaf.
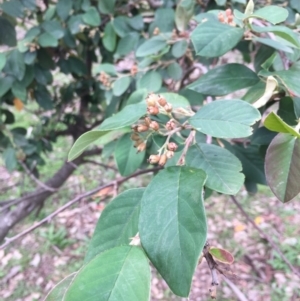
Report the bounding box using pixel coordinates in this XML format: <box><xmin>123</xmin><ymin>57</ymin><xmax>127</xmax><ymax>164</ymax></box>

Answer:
<box><xmin>189</xmin><ymin>100</ymin><xmax>261</xmax><ymax>138</ymax></box>
<box><xmin>114</xmin><ymin>133</ymin><xmax>145</xmax><ymax>176</ymax></box>
<box><xmin>112</xmin><ymin>76</ymin><xmax>131</xmax><ymax>96</ymax></box>
<box><xmin>64</xmin><ymin>246</ymin><xmax>151</xmax><ymax>301</ymax></box>
<box><xmin>139</xmin><ymin>166</ymin><xmax>207</xmax><ymax>297</ymax></box>
<box><xmin>249</xmin><ymin>5</ymin><xmax>288</xmax><ymax>24</ymax></box>
<box><xmin>209</xmin><ymin>247</ymin><xmax>234</xmax><ymax>265</ymax></box>
<box><xmin>191</xmin><ymin>21</ymin><xmax>244</xmax><ymax>57</ymax></box>
<box><xmin>186</xmin><ymin>143</ymin><xmax>244</xmax><ymax>194</ymax></box>
<box><xmin>85</xmin><ymin>188</ymin><xmax>144</xmax><ymax>263</ymax></box>
<box><xmin>136</xmin><ymin>36</ymin><xmax>168</xmax><ymax>57</ymax></box>
<box><xmin>265</xmin><ymin>133</ymin><xmax>300</xmax><ymax>203</ymax></box>
<box><xmin>188</xmin><ymin>64</ymin><xmax>260</xmax><ymax>96</ymax></box>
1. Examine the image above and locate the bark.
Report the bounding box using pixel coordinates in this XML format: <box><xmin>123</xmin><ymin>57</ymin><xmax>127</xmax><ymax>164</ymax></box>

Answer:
<box><xmin>0</xmin><ymin>149</ymin><xmax>101</xmax><ymax>243</ymax></box>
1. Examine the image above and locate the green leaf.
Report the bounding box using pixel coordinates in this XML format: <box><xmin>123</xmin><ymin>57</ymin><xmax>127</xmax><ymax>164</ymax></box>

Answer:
<box><xmin>172</xmin><ymin>40</ymin><xmax>188</xmax><ymax>58</ymax></box>
<box><xmin>42</xmin><ymin>20</ymin><xmax>65</xmax><ymax>39</ymax></box>
<box><xmin>137</xmin><ymin>71</ymin><xmax>162</xmax><ymax>92</ymax></box>
<box><xmin>97</xmin><ymin>102</ymin><xmax>147</xmax><ymax>131</ymax></box>
<box><xmin>149</xmin><ymin>8</ymin><xmax>175</xmax><ymax>33</ymax></box>
<box><xmin>242</xmin><ymin>81</ymin><xmax>266</xmax><ymax>103</ymax></box>
<box><xmin>136</xmin><ymin>36</ymin><xmax>168</xmax><ymax>57</ymax></box>
<box><xmin>167</xmin><ymin>62</ymin><xmax>182</xmax><ymax>81</ymax></box>
<box><xmin>3</xmin><ymin>148</ymin><xmax>17</xmax><ymax>172</ymax></box>
<box><xmin>189</xmin><ymin>100</ymin><xmax>261</xmax><ymax>138</ymax></box>
<box><xmin>5</xmin><ymin>50</ymin><xmax>25</xmax><ymax>81</ymax></box>
<box><xmin>82</xmin><ymin>7</ymin><xmax>101</xmax><ymax>27</ymax></box>
<box><xmin>128</xmin><ymin>14</ymin><xmax>144</xmax><ymax>31</ymax></box>
<box><xmin>56</xmin><ymin>0</ymin><xmax>72</xmax><ymax>20</ymax></box>
<box><xmin>126</xmin><ymin>89</ymin><xmax>148</xmax><ymax>105</ymax></box>
<box><xmin>209</xmin><ymin>247</ymin><xmax>234</xmax><ymax>264</ymax></box>
<box><xmin>186</xmin><ymin>143</ymin><xmax>244</xmax><ymax>194</ymax></box>
<box><xmin>64</xmin><ymin>246</ymin><xmax>151</xmax><ymax>301</ymax></box>
<box><xmin>98</xmin><ymin>0</ymin><xmax>116</xmax><ymax>14</ymax></box>
<box><xmin>139</xmin><ymin>166</ymin><xmax>207</xmax><ymax>297</ymax></box>
<box><xmin>0</xmin><ymin>75</ymin><xmax>14</xmax><ymax>97</ymax></box>
<box><xmin>68</xmin><ymin>15</ymin><xmax>83</xmax><ymax>34</ymax></box>
<box><xmin>85</xmin><ymin>188</ymin><xmax>144</xmax><ymax>263</ymax></box>
<box><xmin>34</xmin><ymin>85</ymin><xmax>53</xmax><ymax>110</ymax></box>
<box><xmin>112</xmin><ymin>16</ymin><xmax>131</xmax><ymax>37</ymax></box>
<box><xmin>0</xmin><ymin>17</ymin><xmax>17</xmax><ymax>46</ymax></box>
<box><xmin>103</xmin><ymin>22</ymin><xmax>117</xmax><ymax>52</ymax></box>
<box><xmin>253</xmin><ymin>37</ymin><xmax>293</xmax><ymax>54</ymax></box>
<box><xmin>224</xmin><ymin>142</ymin><xmax>266</xmax><ymax>185</ymax></box>
<box><xmin>264</xmin><ymin>112</ymin><xmax>300</xmax><ymax>137</ymax></box>
<box><xmin>115</xmin><ymin>133</ymin><xmax>145</xmax><ymax>176</ymax></box>
<box><xmin>116</xmin><ymin>32</ymin><xmax>139</xmax><ymax>56</ymax></box>
<box><xmin>266</xmin><ymin>133</ymin><xmax>300</xmax><ymax>202</ymax></box>
<box><xmin>112</xmin><ymin>76</ymin><xmax>131</xmax><ymax>96</ymax></box>
<box><xmin>278</xmin><ymin>97</ymin><xmax>298</xmax><ymax>126</ymax></box>
<box><xmin>38</xmin><ymin>32</ymin><xmax>58</xmax><ymax>47</ymax></box>
<box><xmin>191</xmin><ymin>21</ymin><xmax>244</xmax><ymax>57</ymax></box>
<box><xmin>1</xmin><ymin>0</ymin><xmax>24</xmax><ymax>18</ymax></box>
<box><xmin>175</xmin><ymin>0</ymin><xmax>195</xmax><ymax>32</ymax></box>
<box><xmin>44</xmin><ymin>273</ymin><xmax>76</xmax><ymax>301</ymax></box>
<box><xmin>0</xmin><ymin>53</ymin><xmax>6</xmax><ymax>72</ymax></box>
<box><xmin>160</xmin><ymin>93</ymin><xmax>190</xmax><ymax>108</ymax></box>
<box><xmin>12</xmin><ymin>81</ymin><xmax>27</xmax><ymax>101</ymax></box>
<box><xmin>68</xmin><ymin>130</ymin><xmax>109</xmax><ymax>161</ymax></box>
<box><xmin>249</xmin><ymin>5</ymin><xmax>288</xmax><ymax>24</ymax></box>
<box><xmin>188</xmin><ymin>64</ymin><xmax>259</xmax><ymax>96</ymax></box>
<box><xmin>251</xmin><ymin>25</ymin><xmax>300</xmax><ymax>48</ymax></box>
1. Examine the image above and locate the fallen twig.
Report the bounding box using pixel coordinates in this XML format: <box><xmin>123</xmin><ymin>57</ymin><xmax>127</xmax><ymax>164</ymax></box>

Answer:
<box><xmin>0</xmin><ymin>167</ymin><xmax>161</xmax><ymax>249</ymax></box>
<box><xmin>230</xmin><ymin>195</ymin><xmax>300</xmax><ymax>277</ymax></box>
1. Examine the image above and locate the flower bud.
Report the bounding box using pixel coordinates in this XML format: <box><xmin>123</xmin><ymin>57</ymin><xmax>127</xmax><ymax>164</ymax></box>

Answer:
<box><xmin>167</xmin><ymin>142</ymin><xmax>178</xmax><ymax>151</ymax></box>
<box><xmin>131</xmin><ymin>133</ymin><xmax>140</xmax><ymax>141</ymax></box>
<box><xmin>166</xmin><ymin>150</ymin><xmax>174</xmax><ymax>159</ymax></box>
<box><xmin>146</xmin><ymin>93</ymin><xmax>159</xmax><ymax>106</ymax></box>
<box><xmin>148</xmin><ymin>154</ymin><xmax>160</xmax><ymax>164</ymax></box>
<box><xmin>149</xmin><ymin>121</ymin><xmax>159</xmax><ymax>131</ymax></box>
<box><xmin>164</xmin><ymin>103</ymin><xmax>172</xmax><ymax>113</ymax></box>
<box><xmin>137</xmin><ymin>124</ymin><xmax>149</xmax><ymax>132</ymax></box>
<box><xmin>137</xmin><ymin>142</ymin><xmax>146</xmax><ymax>152</ymax></box>
<box><xmin>158</xmin><ymin>154</ymin><xmax>167</xmax><ymax>166</ymax></box>
<box><xmin>147</xmin><ymin>106</ymin><xmax>159</xmax><ymax>115</ymax></box>
<box><xmin>158</xmin><ymin>96</ymin><xmax>167</xmax><ymax>106</ymax></box>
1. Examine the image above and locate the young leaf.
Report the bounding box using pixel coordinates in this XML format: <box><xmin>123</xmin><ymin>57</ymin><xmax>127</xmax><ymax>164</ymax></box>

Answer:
<box><xmin>191</xmin><ymin>21</ymin><xmax>244</xmax><ymax>57</ymax></box>
<box><xmin>84</xmin><ymin>188</ymin><xmax>144</xmax><ymax>263</ymax></box>
<box><xmin>248</xmin><ymin>5</ymin><xmax>288</xmax><ymax>24</ymax></box>
<box><xmin>97</xmin><ymin>102</ymin><xmax>147</xmax><ymax>131</ymax></box>
<box><xmin>209</xmin><ymin>247</ymin><xmax>234</xmax><ymax>265</ymax></box>
<box><xmin>189</xmin><ymin>100</ymin><xmax>261</xmax><ymax>138</ymax></box>
<box><xmin>82</xmin><ymin>7</ymin><xmax>101</xmax><ymax>27</ymax></box>
<box><xmin>44</xmin><ymin>273</ymin><xmax>76</xmax><ymax>301</ymax></box>
<box><xmin>68</xmin><ymin>130</ymin><xmax>109</xmax><ymax>161</ymax></box>
<box><xmin>265</xmin><ymin>133</ymin><xmax>300</xmax><ymax>202</ymax></box>
<box><xmin>139</xmin><ymin>166</ymin><xmax>207</xmax><ymax>297</ymax></box>
<box><xmin>103</xmin><ymin>22</ymin><xmax>117</xmax><ymax>52</ymax></box>
<box><xmin>264</xmin><ymin>112</ymin><xmax>300</xmax><ymax>137</ymax></box>
<box><xmin>186</xmin><ymin>143</ymin><xmax>244</xmax><ymax>194</ymax></box>
<box><xmin>64</xmin><ymin>246</ymin><xmax>151</xmax><ymax>301</ymax></box>
<box><xmin>175</xmin><ymin>0</ymin><xmax>195</xmax><ymax>32</ymax></box>
<box><xmin>188</xmin><ymin>64</ymin><xmax>259</xmax><ymax>96</ymax></box>
<box><xmin>114</xmin><ymin>133</ymin><xmax>145</xmax><ymax>176</ymax></box>
<box><xmin>137</xmin><ymin>71</ymin><xmax>162</xmax><ymax>92</ymax></box>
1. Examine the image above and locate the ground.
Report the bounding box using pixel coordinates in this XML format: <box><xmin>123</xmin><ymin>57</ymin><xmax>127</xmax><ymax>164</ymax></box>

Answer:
<box><xmin>1</xmin><ymin>136</ymin><xmax>300</xmax><ymax>301</ymax></box>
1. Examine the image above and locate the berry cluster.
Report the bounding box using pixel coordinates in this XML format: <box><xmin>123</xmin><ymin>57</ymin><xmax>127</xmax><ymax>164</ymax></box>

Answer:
<box><xmin>218</xmin><ymin>9</ymin><xmax>234</xmax><ymax>26</ymax></box>
<box><xmin>131</xmin><ymin>93</ymin><xmax>180</xmax><ymax>166</ymax></box>
<box><xmin>99</xmin><ymin>71</ymin><xmax>111</xmax><ymax>88</ymax></box>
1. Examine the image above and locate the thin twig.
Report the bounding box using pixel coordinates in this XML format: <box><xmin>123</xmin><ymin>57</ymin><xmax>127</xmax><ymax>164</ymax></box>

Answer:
<box><xmin>230</xmin><ymin>195</ymin><xmax>300</xmax><ymax>277</ymax></box>
<box><xmin>83</xmin><ymin>160</ymin><xmax>118</xmax><ymax>171</ymax></box>
<box><xmin>19</xmin><ymin>161</ymin><xmax>58</xmax><ymax>192</ymax></box>
<box><xmin>0</xmin><ymin>167</ymin><xmax>161</xmax><ymax>249</ymax></box>
<box><xmin>177</xmin><ymin>130</ymin><xmax>196</xmax><ymax>165</ymax></box>
<box><xmin>223</xmin><ymin>278</ymin><xmax>249</xmax><ymax>301</ymax></box>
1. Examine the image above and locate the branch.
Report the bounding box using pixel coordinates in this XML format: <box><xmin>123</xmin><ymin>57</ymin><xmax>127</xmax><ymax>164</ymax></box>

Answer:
<box><xmin>0</xmin><ymin>167</ymin><xmax>161</xmax><ymax>249</ymax></box>
<box><xmin>230</xmin><ymin>195</ymin><xmax>300</xmax><ymax>277</ymax></box>
<box><xmin>223</xmin><ymin>278</ymin><xmax>249</xmax><ymax>301</ymax></box>
<box><xmin>83</xmin><ymin>160</ymin><xmax>118</xmax><ymax>171</ymax></box>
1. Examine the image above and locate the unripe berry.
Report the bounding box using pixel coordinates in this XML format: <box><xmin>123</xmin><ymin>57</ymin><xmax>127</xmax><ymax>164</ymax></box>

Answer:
<box><xmin>165</xmin><ymin>119</ymin><xmax>176</xmax><ymax>130</ymax></box>
<box><xmin>148</xmin><ymin>154</ymin><xmax>160</xmax><ymax>164</ymax></box>
<box><xmin>158</xmin><ymin>154</ymin><xmax>168</xmax><ymax>166</ymax></box>
<box><xmin>166</xmin><ymin>150</ymin><xmax>174</xmax><ymax>159</ymax></box>
<box><xmin>137</xmin><ymin>124</ymin><xmax>149</xmax><ymax>132</ymax></box>
<box><xmin>164</xmin><ymin>103</ymin><xmax>172</xmax><ymax>113</ymax></box>
<box><xmin>137</xmin><ymin>142</ymin><xmax>146</xmax><ymax>152</ymax></box>
<box><xmin>158</xmin><ymin>96</ymin><xmax>167</xmax><ymax>106</ymax></box>
<box><xmin>153</xmin><ymin>27</ymin><xmax>160</xmax><ymax>35</ymax></box>
<box><xmin>146</xmin><ymin>93</ymin><xmax>159</xmax><ymax>106</ymax></box>
<box><xmin>131</xmin><ymin>133</ymin><xmax>140</xmax><ymax>141</ymax></box>
<box><xmin>225</xmin><ymin>8</ymin><xmax>232</xmax><ymax>17</ymax></box>
<box><xmin>167</xmin><ymin>142</ymin><xmax>178</xmax><ymax>151</ymax></box>
<box><xmin>149</xmin><ymin>121</ymin><xmax>159</xmax><ymax>131</ymax></box>
<box><xmin>147</xmin><ymin>106</ymin><xmax>159</xmax><ymax>115</ymax></box>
